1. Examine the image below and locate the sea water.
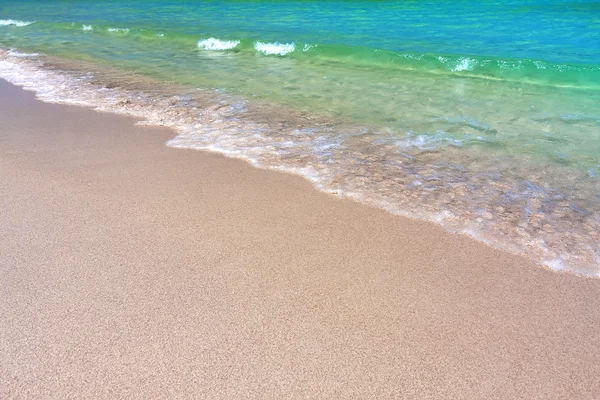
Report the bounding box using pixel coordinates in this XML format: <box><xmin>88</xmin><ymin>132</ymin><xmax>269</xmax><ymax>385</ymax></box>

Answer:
<box><xmin>1</xmin><ymin>0</ymin><xmax>599</xmax><ymax>275</ymax></box>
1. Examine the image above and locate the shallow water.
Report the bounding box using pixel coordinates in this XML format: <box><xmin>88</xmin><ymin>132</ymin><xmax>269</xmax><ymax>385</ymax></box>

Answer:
<box><xmin>1</xmin><ymin>1</ymin><xmax>599</xmax><ymax>275</ymax></box>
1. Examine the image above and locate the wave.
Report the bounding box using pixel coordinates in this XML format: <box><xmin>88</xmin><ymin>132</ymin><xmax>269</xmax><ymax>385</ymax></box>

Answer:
<box><xmin>193</xmin><ymin>35</ymin><xmax>600</xmax><ymax>89</ymax></box>
<box><xmin>197</xmin><ymin>38</ymin><xmax>297</xmax><ymax>56</ymax></box>
<box><xmin>107</xmin><ymin>27</ymin><xmax>129</xmax><ymax>33</ymax></box>
<box><xmin>439</xmin><ymin>56</ymin><xmax>476</xmax><ymax>72</ymax></box>
<box><xmin>7</xmin><ymin>49</ymin><xmax>39</xmax><ymax>58</ymax></box>
<box><xmin>0</xmin><ymin>19</ymin><xmax>34</xmax><ymax>27</ymax></box>
<box><xmin>193</xmin><ymin>35</ymin><xmax>600</xmax><ymax>88</ymax></box>
<box><xmin>197</xmin><ymin>38</ymin><xmax>240</xmax><ymax>50</ymax></box>
<box><xmin>14</xmin><ymin>21</ymin><xmax>600</xmax><ymax>89</ymax></box>
<box><xmin>254</xmin><ymin>41</ymin><xmax>295</xmax><ymax>56</ymax></box>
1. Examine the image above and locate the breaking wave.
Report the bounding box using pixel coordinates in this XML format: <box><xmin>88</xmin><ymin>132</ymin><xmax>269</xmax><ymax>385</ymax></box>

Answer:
<box><xmin>0</xmin><ymin>19</ymin><xmax>34</xmax><ymax>27</ymax></box>
<box><xmin>197</xmin><ymin>38</ymin><xmax>240</xmax><ymax>50</ymax></box>
<box><xmin>254</xmin><ymin>41</ymin><xmax>296</xmax><ymax>56</ymax></box>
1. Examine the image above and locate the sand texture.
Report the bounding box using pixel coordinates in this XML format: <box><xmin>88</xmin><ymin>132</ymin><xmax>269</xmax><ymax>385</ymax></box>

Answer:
<box><xmin>1</xmin><ymin>80</ymin><xmax>600</xmax><ymax>399</ymax></box>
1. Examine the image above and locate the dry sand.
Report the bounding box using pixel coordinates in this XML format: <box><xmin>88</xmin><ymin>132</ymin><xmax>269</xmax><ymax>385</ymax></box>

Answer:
<box><xmin>1</xmin><ymin>79</ymin><xmax>600</xmax><ymax>399</ymax></box>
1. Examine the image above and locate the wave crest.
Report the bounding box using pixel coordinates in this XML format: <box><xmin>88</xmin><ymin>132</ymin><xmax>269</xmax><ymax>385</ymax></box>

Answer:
<box><xmin>254</xmin><ymin>41</ymin><xmax>295</xmax><ymax>56</ymax></box>
<box><xmin>107</xmin><ymin>27</ymin><xmax>129</xmax><ymax>33</ymax></box>
<box><xmin>0</xmin><ymin>19</ymin><xmax>34</xmax><ymax>27</ymax></box>
<box><xmin>197</xmin><ymin>38</ymin><xmax>240</xmax><ymax>50</ymax></box>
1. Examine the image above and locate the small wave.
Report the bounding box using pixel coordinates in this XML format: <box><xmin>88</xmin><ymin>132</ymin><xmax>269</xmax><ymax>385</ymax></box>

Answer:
<box><xmin>7</xmin><ymin>49</ymin><xmax>39</xmax><ymax>58</ymax></box>
<box><xmin>197</xmin><ymin>38</ymin><xmax>240</xmax><ymax>50</ymax></box>
<box><xmin>453</xmin><ymin>57</ymin><xmax>475</xmax><ymax>72</ymax></box>
<box><xmin>107</xmin><ymin>27</ymin><xmax>129</xmax><ymax>33</ymax></box>
<box><xmin>254</xmin><ymin>41</ymin><xmax>295</xmax><ymax>56</ymax></box>
<box><xmin>438</xmin><ymin>56</ymin><xmax>477</xmax><ymax>72</ymax></box>
<box><xmin>18</xmin><ymin>20</ymin><xmax>600</xmax><ymax>89</ymax></box>
<box><xmin>0</xmin><ymin>19</ymin><xmax>34</xmax><ymax>27</ymax></box>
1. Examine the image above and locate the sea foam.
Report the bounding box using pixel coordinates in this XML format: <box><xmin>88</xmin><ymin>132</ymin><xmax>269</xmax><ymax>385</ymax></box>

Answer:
<box><xmin>197</xmin><ymin>38</ymin><xmax>240</xmax><ymax>50</ymax></box>
<box><xmin>437</xmin><ymin>56</ymin><xmax>477</xmax><ymax>72</ymax></box>
<box><xmin>0</xmin><ymin>19</ymin><xmax>34</xmax><ymax>27</ymax></box>
<box><xmin>254</xmin><ymin>41</ymin><xmax>295</xmax><ymax>56</ymax></box>
<box><xmin>452</xmin><ymin>57</ymin><xmax>475</xmax><ymax>72</ymax></box>
<box><xmin>107</xmin><ymin>27</ymin><xmax>129</xmax><ymax>33</ymax></box>
<box><xmin>7</xmin><ymin>49</ymin><xmax>39</xmax><ymax>58</ymax></box>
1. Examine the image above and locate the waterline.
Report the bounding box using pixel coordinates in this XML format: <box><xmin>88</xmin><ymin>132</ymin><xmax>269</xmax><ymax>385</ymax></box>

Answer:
<box><xmin>1</xmin><ymin>48</ymin><xmax>598</xmax><ymax>277</ymax></box>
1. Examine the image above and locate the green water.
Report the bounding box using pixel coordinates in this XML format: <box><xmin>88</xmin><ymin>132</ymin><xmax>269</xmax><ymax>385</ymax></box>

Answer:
<box><xmin>1</xmin><ymin>1</ymin><xmax>599</xmax><ymax>170</ymax></box>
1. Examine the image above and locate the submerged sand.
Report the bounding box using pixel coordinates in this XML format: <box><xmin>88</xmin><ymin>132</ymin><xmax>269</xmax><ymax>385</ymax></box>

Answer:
<box><xmin>1</xmin><ymin>79</ymin><xmax>600</xmax><ymax>399</ymax></box>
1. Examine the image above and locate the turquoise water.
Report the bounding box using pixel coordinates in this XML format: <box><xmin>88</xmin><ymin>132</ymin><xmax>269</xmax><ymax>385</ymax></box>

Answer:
<box><xmin>1</xmin><ymin>0</ymin><xmax>600</xmax><ymax>274</ymax></box>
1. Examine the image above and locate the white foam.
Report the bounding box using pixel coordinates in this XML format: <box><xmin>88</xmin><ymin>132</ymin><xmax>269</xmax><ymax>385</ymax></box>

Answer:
<box><xmin>7</xmin><ymin>50</ymin><xmax>39</xmax><ymax>58</ymax></box>
<box><xmin>82</xmin><ymin>25</ymin><xmax>93</xmax><ymax>31</ymax></box>
<box><xmin>0</xmin><ymin>19</ymin><xmax>34</xmax><ymax>27</ymax></box>
<box><xmin>254</xmin><ymin>41</ymin><xmax>295</xmax><ymax>56</ymax></box>
<box><xmin>437</xmin><ymin>56</ymin><xmax>476</xmax><ymax>72</ymax></box>
<box><xmin>544</xmin><ymin>258</ymin><xmax>566</xmax><ymax>271</ymax></box>
<box><xmin>433</xmin><ymin>210</ymin><xmax>457</xmax><ymax>223</ymax></box>
<box><xmin>197</xmin><ymin>38</ymin><xmax>240</xmax><ymax>50</ymax></box>
<box><xmin>452</xmin><ymin>57</ymin><xmax>475</xmax><ymax>72</ymax></box>
<box><xmin>107</xmin><ymin>27</ymin><xmax>129</xmax><ymax>33</ymax></box>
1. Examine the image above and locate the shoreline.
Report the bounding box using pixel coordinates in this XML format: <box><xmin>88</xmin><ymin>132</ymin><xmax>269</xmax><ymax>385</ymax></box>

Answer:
<box><xmin>1</xmin><ymin>48</ymin><xmax>599</xmax><ymax>276</ymax></box>
<box><xmin>2</xmin><ymin>79</ymin><xmax>600</xmax><ymax>398</ymax></box>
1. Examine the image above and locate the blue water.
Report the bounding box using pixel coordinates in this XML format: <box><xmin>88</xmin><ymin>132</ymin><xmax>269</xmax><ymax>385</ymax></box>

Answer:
<box><xmin>1</xmin><ymin>0</ymin><xmax>599</xmax><ymax>275</ymax></box>
<box><xmin>3</xmin><ymin>0</ymin><xmax>600</xmax><ymax>64</ymax></box>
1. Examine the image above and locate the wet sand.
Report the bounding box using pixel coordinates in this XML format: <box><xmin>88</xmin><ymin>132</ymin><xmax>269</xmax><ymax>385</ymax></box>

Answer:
<box><xmin>1</xmin><ymin>79</ymin><xmax>600</xmax><ymax>399</ymax></box>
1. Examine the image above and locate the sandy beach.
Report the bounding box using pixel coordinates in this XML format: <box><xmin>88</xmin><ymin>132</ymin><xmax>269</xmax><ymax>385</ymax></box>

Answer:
<box><xmin>1</xmin><ymin>79</ymin><xmax>600</xmax><ymax>398</ymax></box>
